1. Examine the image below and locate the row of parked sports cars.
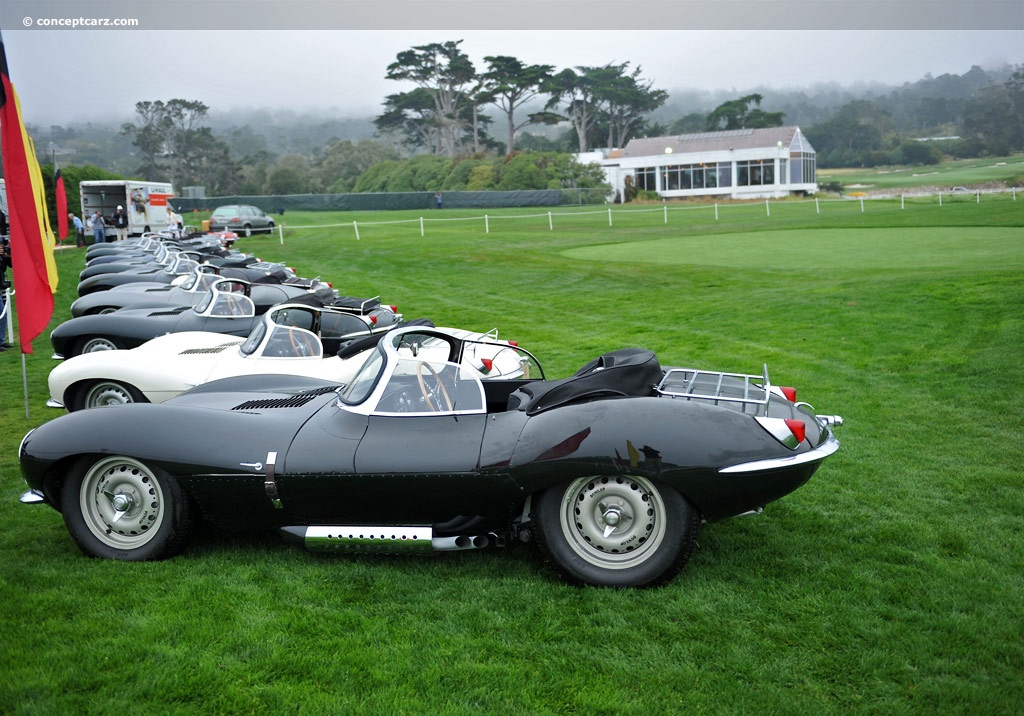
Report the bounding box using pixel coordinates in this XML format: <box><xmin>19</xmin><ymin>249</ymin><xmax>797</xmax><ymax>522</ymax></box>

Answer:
<box><xmin>18</xmin><ymin>230</ymin><xmax>843</xmax><ymax>587</ymax></box>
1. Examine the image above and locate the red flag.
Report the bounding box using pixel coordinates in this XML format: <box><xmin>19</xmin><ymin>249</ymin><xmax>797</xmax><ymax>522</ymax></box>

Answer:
<box><xmin>56</xmin><ymin>168</ymin><xmax>68</xmax><ymax>240</ymax></box>
<box><xmin>0</xmin><ymin>32</ymin><xmax>59</xmax><ymax>354</ymax></box>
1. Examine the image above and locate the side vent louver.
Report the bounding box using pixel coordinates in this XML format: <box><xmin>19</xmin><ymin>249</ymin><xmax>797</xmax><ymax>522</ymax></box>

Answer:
<box><xmin>232</xmin><ymin>385</ymin><xmax>338</xmax><ymax>411</ymax></box>
<box><xmin>179</xmin><ymin>342</ymin><xmax>242</xmax><ymax>355</ymax></box>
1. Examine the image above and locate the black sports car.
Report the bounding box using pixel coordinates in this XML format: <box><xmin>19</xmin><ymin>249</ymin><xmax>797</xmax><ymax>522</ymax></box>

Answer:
<box><xmin>79</xmin><ymin>251</ymin><xmax>255</xmax><ymax>281</ymax></box>
<box><xmin>53</xmin><ymin>279</ymin><xmax>312</xmax><ymax>358</ymax></box>
<box><xmin>19</xmin><ymin>326</ymin><xmax>841</xmax><ymax>587</ymax></box>
<box><xmin>76</xmin><ymin>252</ymin><xmax>203</xmax><ymax>295</ymax></box>
<box><xmin>53</xmin><ymin>278</ymin><xmax>401</xmax><ymax>358</ymax></box>
<box><xmin>69</xmin><ymin>264</ymin><xmax>326</xmax><ymax>317</ymax></box>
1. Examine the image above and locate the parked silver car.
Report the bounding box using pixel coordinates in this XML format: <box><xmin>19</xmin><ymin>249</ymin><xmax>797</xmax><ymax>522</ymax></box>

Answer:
<box><xmin>209</xmin><ymin>205</ymin><xmax>275</xmax><ymax>237</ymax></box>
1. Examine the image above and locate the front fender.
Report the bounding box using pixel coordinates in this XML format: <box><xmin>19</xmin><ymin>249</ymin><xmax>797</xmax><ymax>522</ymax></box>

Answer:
<box><xmin>19</xmin><ymin>403</ymin><xmax>301</xmax><ymax>507</ymax></box>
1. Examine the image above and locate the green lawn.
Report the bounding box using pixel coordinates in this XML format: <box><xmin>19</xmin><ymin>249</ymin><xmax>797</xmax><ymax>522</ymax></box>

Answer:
<box><xmin>1</xmin><ymin>195</ymin><xmax>1022</xmax><ymax>715</ymax></box>
<box><xmin>817</xmin><ymin>153</ymin><xmax>1024</xmax><ymax>189</ymax></box>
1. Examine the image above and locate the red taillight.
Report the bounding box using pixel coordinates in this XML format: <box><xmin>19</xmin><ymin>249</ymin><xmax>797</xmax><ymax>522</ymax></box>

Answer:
<box><xmin>480</xmin><ymin>358</ymin><xmax>494</xmax><ymax>373</ymax></box>
<box><xmin>509</xmin><ymin>340</ymin><xmax>518</xmax><ymax>347</ymax></box>
<box><xmin>369</xmin><ymin>315</ymin><xmax>377</xmax><ymax>325</ymax></box>
<box><xmin>781</xmin><ymin>386</ymin><xmax>797</xmax><ymax>402</ymax></box>
<box><xmin>785</xmin><ymin>419</ymin><xmax>806</xmax><ymax>443</ymax></box>
<box><xmin>389</xmin><ymin>305</ymin><xmax>397</xmax><ymax>312</ymax></box>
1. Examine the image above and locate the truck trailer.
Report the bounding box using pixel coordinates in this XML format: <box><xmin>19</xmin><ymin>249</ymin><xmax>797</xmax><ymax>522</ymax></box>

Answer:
<box><xmin>80</xmin><ymin>180</ymin><xmax>174</xmax><ymax>236</ymax></box>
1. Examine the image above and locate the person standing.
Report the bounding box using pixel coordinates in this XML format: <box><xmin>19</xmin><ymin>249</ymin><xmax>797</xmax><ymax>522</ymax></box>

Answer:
<box><xmin>112</xmin><ymin>205</ymin><xmax>129</xmax><ymax>241</ymax></box>
<box><xmin>92</xmin><ymin>211</ymin><xmax>107</xmax><ymax>244</ymax></box>
<box><xmin>435</xmin><ymin>191</ymin><xmax>443</xmax><ymax>209</ymax></box>
<box><xmin>0</xmin><ymin>237</ymin><xmax>11</xmax><ymax>351</ymax></box>
<box><xmin>69</xmin><ymin>212</ymin><xmax>86</xmax><ymax>247</ymax></box>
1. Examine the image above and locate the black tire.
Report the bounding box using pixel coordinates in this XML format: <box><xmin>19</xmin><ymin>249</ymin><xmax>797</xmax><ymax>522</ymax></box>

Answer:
<box><xmin>70</xmin><ymin>380</ymin><xmax>148</xmax><ymax>411</ymax></box>
<box><xmin>60</xmin><ymin>455</ymin><xmax>197</xmax><ymax>561</ymax></box>
<box><xmin>243</xmin><ymin>224</ymin><xmax>252</xmax><ymax>237</ymax></box>
<box><xmin>534</xmin><ymin>475</ymin><xmax>700</xmax><ymax>588</ymax></box>
<box><xmin>73</xmin><ymin>335</ymin><xmax>123</xmax><ymax>356</ymax></box>
<box><xmin>266</xmin><ymin>221</ymin><xmax>275</xmax><ymax>234</ymax></box>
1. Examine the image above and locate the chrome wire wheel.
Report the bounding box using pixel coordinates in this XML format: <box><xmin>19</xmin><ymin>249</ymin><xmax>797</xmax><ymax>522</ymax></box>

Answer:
<box><xmin>559</xmin><ymin>475</ymin><xmax>667</xmax><ymax>570</ymax></box>
<box><xmin>78</xmin><ymin>457</ymin><xmax>166</xmax><ymax>551</ymax></box>
<box><xmin>83</xmin><ymin>381</ymin><xmax>137</xmax><ymax>408</ymax></box>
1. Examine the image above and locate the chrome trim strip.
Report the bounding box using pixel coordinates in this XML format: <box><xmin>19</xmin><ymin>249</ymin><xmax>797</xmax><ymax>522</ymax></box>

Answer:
<box><xmin>719</xmin><ymin>431</ymin><xmax>840</xmax><ymax>474</ymax></box>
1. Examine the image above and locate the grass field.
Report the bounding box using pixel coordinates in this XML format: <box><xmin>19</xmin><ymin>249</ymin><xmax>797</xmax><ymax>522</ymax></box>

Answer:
<box><xmin>816</xmin><ymin>152</ymin><xmax>1024</xmax><ymax>190</ymax></box>
<box><xmin>1</xmin><ymin>194</ymin><xmax>1023</xmax><ymax>714</ymax></box>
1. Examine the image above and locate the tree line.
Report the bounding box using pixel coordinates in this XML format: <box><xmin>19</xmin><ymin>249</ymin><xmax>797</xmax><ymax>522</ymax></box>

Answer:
<box><xmin>27</xmin><ymin>47</ymin><xmax>1024</xmax><ymax>199</ymax></box>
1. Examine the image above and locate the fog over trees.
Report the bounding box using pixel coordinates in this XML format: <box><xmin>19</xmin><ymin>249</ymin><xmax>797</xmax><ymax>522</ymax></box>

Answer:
<box><xmin>28</xmin><ymin>45</ymin><xmax>1024</xmax><ymax>196</ymax></box>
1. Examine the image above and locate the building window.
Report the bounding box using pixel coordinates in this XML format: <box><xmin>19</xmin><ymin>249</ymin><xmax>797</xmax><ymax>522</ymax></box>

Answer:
<box><xmin>803</xmin><ymin>154</ymin><xmax>815</xmax><ymax>184</ymax></box>
<box><xmin>737</xmin><ymin>159</ymin><xmax>774</xmax><ymax>187</ymax></box>
<box><xmin>636</xmin><ymin>167</ymin><xmax>657</xmax><ymax>191</ymax></box>
<box><xmin>790</xmin><ymin>152</ymin><xmax>816</xmax><ymax>184</ymax></box>
<box><xmin>779</xmin><ymin>158</ymin><xmax>788</xmax><ymax>184</ymax></box>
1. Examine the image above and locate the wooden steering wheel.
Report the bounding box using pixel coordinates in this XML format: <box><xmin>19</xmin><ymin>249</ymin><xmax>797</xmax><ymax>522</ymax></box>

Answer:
<box><xmin>288</xmin><ymin>328</ymin><xmax>316</xmax><ymax>357</ymax></box>
<box><xmin>416</xmin><ymin>361</ymin><xmax>453</xmax><ymax>412</ymax></box>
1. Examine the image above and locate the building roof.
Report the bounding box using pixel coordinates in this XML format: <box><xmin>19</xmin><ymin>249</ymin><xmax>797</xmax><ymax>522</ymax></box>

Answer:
<box><xmin>620</xmin><ymin>126</ymin><xmax>813</xmax><ymax>158</ymax></box>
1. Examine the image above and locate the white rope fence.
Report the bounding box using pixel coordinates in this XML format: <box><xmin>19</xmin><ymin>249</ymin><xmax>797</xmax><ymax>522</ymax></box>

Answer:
<box><xmin>270</xmin><ymin>187</ymin><xmax>1019</xmax><ymax>244</ymax></box>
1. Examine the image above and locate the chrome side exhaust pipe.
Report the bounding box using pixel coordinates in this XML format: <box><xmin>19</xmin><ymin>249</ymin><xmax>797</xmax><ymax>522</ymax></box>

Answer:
<box><xmin>279</xmin><ymin>526</ymin><xmax>492</xmax><ymax>554</ymax></box>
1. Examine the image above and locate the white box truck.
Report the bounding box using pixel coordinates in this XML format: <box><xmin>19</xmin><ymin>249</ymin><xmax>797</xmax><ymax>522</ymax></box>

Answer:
<box><xmin>79</xmin><ymin>180</ymin><xmax>175</xmax><ymax>236</ymax></box>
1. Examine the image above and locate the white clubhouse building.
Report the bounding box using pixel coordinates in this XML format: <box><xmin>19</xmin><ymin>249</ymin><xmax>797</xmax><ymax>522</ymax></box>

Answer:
<box><xmin>591</xmin><ymin>126</ymin><xmax>817</xmax><ymax>201</ymax></box>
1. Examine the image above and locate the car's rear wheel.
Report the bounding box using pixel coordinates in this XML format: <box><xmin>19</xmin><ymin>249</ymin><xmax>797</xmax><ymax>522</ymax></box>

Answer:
<box><xmin>74</xmin><ymin>335</ymin><xmax>122</xmax><ymax>355</ymax></box>
<box><xmin>534</xmin><ymin>475</ymin><xmax>699</xmax><ymax>587</ymax></box>
<box><xmin>61</xmin><ymin>455</ymin><xmax>196</xmax><ymax>560</ymax></box>
<box><xmin>71</xmin><ymin>380</ymin><xmax>148</xmax><ymax>411</ymax></box>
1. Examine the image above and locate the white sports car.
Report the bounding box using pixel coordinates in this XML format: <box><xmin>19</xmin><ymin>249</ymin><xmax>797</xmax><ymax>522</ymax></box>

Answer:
<box><xmin>47</xmin><ymin>316</ymin><xmax>543</xmax><ymax>411</ymax></box>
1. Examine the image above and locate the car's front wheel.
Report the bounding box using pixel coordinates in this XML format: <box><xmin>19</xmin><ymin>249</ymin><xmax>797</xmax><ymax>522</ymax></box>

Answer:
<box><xmin>61</xmin><ymin>455</ymin><xmax>197</xmax><ymax>560</ymax></box>
<box><xmin>74</xmin><ymin>335</ymin><xmax>123</xmax><ymax>355</ymax></box>
<box><xmin>70</xmin><ymin>380</ymin><xmax>148</xmax><ymax>411</ymax></box>
<box><xmin>266</xmin><ymin>221</ymin><xmax>275</xmax><ymax>234</ymax></box>
<box><xmin>243</xmin><ymin>224</ymin><xmax>252</xmax><ymax>237</ymax></box>
<box><xmin>534</xmin><ymin>475</ymin><xmax>699</xmax><ymax>587</ymax></box>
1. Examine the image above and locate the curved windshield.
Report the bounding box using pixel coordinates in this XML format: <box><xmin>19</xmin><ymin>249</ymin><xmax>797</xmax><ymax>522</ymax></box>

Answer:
<box><xmin>338</xmin><ymin>348</ymin><xmax>385</xmax><ymax>405</ymax></box>
<box><xmin>194</xmin><ymin>290</ymin><xmax>215</xmax><ymax>314</ymax></box>
<box><xmin>239</xmin><ymin>320</ymin><xmax>267</xmax><ymax>356</ymax></box>
<box><xmin>179</xmin><ymin>271</ymin><xmax>199</xmax><ymax>290</ymax></box>
<box><xmin>374</xmin><ymin>358</ymin><xmax>485</xmax><ymax>415</ymax></box>
<box><xmin>261</xmin><ymin>325</ymin><xmax>321</xmax><ymax>358</ymax></box>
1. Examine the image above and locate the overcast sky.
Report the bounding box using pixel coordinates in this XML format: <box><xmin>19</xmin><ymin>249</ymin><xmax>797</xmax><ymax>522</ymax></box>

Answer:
<box><xmin>1</xmin><ymin>1</ymin><xmax>1022</xmax><ymax>126</ymax></box>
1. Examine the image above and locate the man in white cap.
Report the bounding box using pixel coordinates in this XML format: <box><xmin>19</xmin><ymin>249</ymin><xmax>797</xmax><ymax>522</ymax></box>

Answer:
<box><xmin>112</xmin><ymin>205</ymin><xmax>129</xmax><ymax>241</ymax></box>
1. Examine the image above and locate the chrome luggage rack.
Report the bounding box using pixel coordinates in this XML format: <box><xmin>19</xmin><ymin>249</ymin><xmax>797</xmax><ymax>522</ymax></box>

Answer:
<box><xmin>655</xmin><ymin>364</ymin><xmax>772</xmax><ymax>416</ymax></box>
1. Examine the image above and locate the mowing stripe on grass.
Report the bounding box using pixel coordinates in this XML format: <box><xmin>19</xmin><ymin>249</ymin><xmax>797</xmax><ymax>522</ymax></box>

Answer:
<box><xmin>562</xmin><ymin>227</ymin><xmax>1024</xmax><ymax>271</ymax></box>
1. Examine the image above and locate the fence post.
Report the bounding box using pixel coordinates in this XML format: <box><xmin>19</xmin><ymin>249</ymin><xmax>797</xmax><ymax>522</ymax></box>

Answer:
<box><xmin>353</xmin><ymin>221</ymin><xmax>360</xmax><ymax>240</ymax></box>
<box><xmin>976</xmin><ymin>191</ymin><xmax>980</xmax><ymax>204</ymax></box>
<box><xmin>714</xmin><ymin>203</ymin><xmax>719</xmax><ymax>221</ymax></box>
<box><xmin>420</xmin><ymin>217</ymin><xmax>424</xmax><ymax>237</ymax></box>
<box><xmin>765</xmin><ymin>199</ymin><xmax>770</xmax><ymax>217</ymax></box>
<box><xmin>548</xmin><ymin>212</ymin><xmax>553</xmax><ymax>230</ymax></box>
<box><xmin>939</xmin><ymin>193</ymin><xmax>943</xmax><ymax>207</ymax></box>
<box><xmin>485</xmin><ymin>215</ymin><xmax>489</xmax><ymax>234</ymax></box>
<box><xmin>663</xmin><ymin>205</ymin><xmax>668</xmax><ymax>224</ymax></box>
<box><xmin>278</xmin><ymin>223</ymin><xmax>284</xmax><ymax>245</ymax></box>
<box><xmin>860</xmin><ymin>197</ymin><xmax>864</xmax><ymax>213</ymax></box>
<box><xmin>608</xmin><ymin>208</ymin><xmax>613</xmax><ymax>226</ymax></box>
<box><xmin>901</xmin><ymin>194</ymin><xmax>905</xmax><ymax>210</ymax></box>
<box><xmin>815</xmin><ymin>198</ymin><xmax>820</xmax><ymax>214</ymax></box>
